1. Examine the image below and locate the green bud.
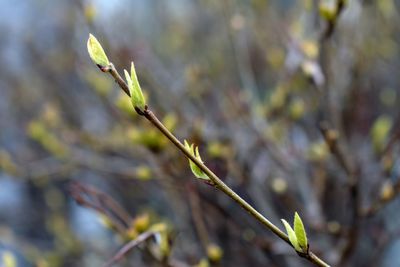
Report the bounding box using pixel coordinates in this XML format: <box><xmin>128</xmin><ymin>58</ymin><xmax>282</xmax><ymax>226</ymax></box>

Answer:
<box><xmin>184</xmin><ymin>140</ymin><xmax>210</xmax><ymax>180</ymax></box>
<box><xmin>130</xmin><ymin>62</ymin><xmax>146</xmax><ymax>109</ymax></box>
<box><xmin>87</xmin><ymin>33</ymin><xmax>110</xmax><ymax>68</ymax></box>
<box><xmin>124</xmin><ymin>69</ymin><xmax>132</xmax><ymax>88</ymax></box>
<box><xmin>282</xmin><ymin>213</ymin><xmax>309</xmax><ymax>253</ymax></box>
<box><xmin>281</xmin><ymin>219</ymin><xmax>301</xmax><ymax>252</ymax></box>
<box><xmin>294</xmin><ymin>212</ymin><xmax>308</xmax><ymax>252</ymax></box>
<box><xmin>124</xmin><ymin>62</ymin><xmax>146</xmax><ymax>110</ymax></box>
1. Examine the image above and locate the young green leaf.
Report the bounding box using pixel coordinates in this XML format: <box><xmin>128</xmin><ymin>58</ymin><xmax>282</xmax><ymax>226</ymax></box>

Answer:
<box><xmin>281</xmin><ymin>219</ymin><xmax>301</xmax><ymax>252</ymax></box>
<box><xmin>124</xmin><ymin>69</ymin><xmax>132</xmax><ymax>87</ymax></box>
<box><xmin>123</xmin><ymin>63</ymin><xmax>146</xmax><ymax>110</ymax></box>
<box><xmin>129</xmin><ymin>62</ymin><xmax>146</xmax><ymax>110</ymax></box>
<box><xmin>293</xmin><ymin>212</ymin><xmax>308</xmax><ymax>252</ymax></box>
<box><xmin>184</xmin><ymin>140</ymin><xmax>210</xmax><ymax>180</ymax></box>
<box><xmin>87</xmin><ymin>34</ymin><xmax>110</xmax><ymax>67</ymax></box>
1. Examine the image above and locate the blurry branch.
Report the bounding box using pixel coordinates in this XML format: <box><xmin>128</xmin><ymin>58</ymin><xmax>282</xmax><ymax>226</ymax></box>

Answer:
<box><xmin>187</xmin><ymin>185</ymin><xmax>224</xmax><ymax>264</ymax></box>
<box><xmin>102</xmin><ymin>231</ymin><xmax>156</xmax><ymax>267</ymax></box>
<box><xmin>187</xmin><ymin>183</ymin><xmax>211</xmax><ymax>252</ymax></box>
<box><xmin>197</xmin><ymin>189</ymin><xmax>289</xmax><ymax>265</ymax></box>
<box><xmin>224</xmin><ymin>90</ymin><xmax>292</xmax><ymax>173</ymax></box>
<box><xmin>221</xmin><ymin>0</ymin><xmax>258</xmax><ymax>98</ymax></box>
<box><xmin>11</xmin><ymin>157</ymin><xmax>73</xmax><ymax>179</ymax></box>
<box><xmin>88</xmin><ymin>36</ymin><xmax>331</xmax><ymax>267</ymax></box>
<box><xmin>370</xmin><ymin>125</ymin><xmax>400</xmax><ymax>217</ymax></box>
<box><xmin>70</xmin><ymin>181</ymin><xmax>132</xmax><ymax>235</ymax></box>
<box><xmin>319</xmin><ymin>122</ymin><xmax>355</xmax><ymax>176</ymax></box>
<box><xmin>362</xmin><ymin>177</ymin><xmax>400</xmax><ymax>217</ymax></box>
<box><xmin>103</xmin><ymin>229</ymin><xmax>189</xmax><ymax>267</ymax></box>
<box><xmin>18</xmin><ymin>149</ymin><xmax>144</xmax><ymax>180</ymax></box>
<box><xmin>221</xmin><ymin>0</ymin><xmax>294</xmax><ymax>174</ymax></box>
<box><xmin>316</xmin><ymin>1</ymin><xmax>364</xmax><ymax>261</ymax></box>
<box><xmin>317</xmin><ymin>0</ymin><xmax>349</xmax><ymax>132</ymax></box>
<box><xmin>70</xmin><ymin>182</ymin><xmax>187</xmax><ymax>267</ymax></box>
<box><xmin>320</xmin><ymin>0</ymin><xmax>347</xmax><ymax>40</ymax></box>
<box><xmin>381</xmin><ymin>129</ymin><xmax>400</xmax><ymax>158</ymax></box>
<box><xmin>319</xmin><ymin>122</ymin><xmax>360</xmax><ymax>265</ymax></box>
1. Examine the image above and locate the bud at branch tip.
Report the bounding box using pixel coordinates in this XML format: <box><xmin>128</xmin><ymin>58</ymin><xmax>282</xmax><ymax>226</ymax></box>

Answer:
<box><xmin>87</xmin><ymin>33</ymin><xmax>110</xmax><ymax>68</ymax></box>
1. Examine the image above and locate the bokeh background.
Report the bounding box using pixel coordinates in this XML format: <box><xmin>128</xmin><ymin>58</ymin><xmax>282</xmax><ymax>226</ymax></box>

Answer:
<box><xmin>1</xmin><ymin>1</ymin><xmax>400</xmax><ymax>266</ymax></box>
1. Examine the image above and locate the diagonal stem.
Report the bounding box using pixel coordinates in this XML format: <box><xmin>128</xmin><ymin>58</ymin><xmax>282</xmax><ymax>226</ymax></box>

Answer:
<box><xmin>104</xmin><ymin>63</ymin><xmax>331</xmax><ymax>267</ymax></box>
<box><xmin>102</xmin><ymin>231</ymin><xmax>155</xmax><ymax>267</ymax></box>
<box><xmin>143</xmin><ymin>107</ymin><xmax>330</xmax><ymax>267</ymax></box>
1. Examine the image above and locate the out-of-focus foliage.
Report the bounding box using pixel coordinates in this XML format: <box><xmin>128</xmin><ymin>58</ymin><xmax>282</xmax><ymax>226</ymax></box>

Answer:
<box><xmin>1</xmin><ymin>1</ymin><xmax>400</xmax><ymax>266</ymax></box>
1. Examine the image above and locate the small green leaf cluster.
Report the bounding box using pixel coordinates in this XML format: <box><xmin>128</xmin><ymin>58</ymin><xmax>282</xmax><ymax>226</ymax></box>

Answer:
<box><xmin>184</xmin><ymin>140</ymin><xmax>210</xmax><ymax>181</ymax></box>
<box><xmin>87</xmin><ymin>34</ymin><xmax>146</xmax><ymax>111</ymax></box>
<box><xmin>281</xmin><ymin>212</ymin><xmax>308</xmax><ymax>253</ymax></box>
<box><xmin>124</xmin><ymin>62</ymin><xmax>146</xmax><ymax>110</ymax></box>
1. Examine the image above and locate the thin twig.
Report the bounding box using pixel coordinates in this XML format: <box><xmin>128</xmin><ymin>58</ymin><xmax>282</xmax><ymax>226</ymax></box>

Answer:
<box><xmin>381</xmin><ymin>130</ymin><xmax>400</xmax><ymax>158</ymax></box>
<box><xmin>102</xmin><ymin>231</ymin><xmax>155</xmax><ymax>267</ymax></box>
<box><xmin>105</xmin><ymin>64</ymin><xmax>331</xmax><ymax>267</ymax></box>
<box><xmin>362</xmin><ymin>177</ymin><xmax>400</xmax><ymax>217</ymax></box>
<box><xmin>143</xmin><ymin>108</ymin><xmax>289</xmax><ymax>238</ymax></box>
<box><xmin>319</xmin><ymin>122</ymin><xmax>354</xmax><ymax>176</ymax></box>
<box><xmin>108</xmin><ymin>63</ymin><xmax>131</xmax><ymax>97</ymax></box>
<box><xmin>70</xmin><ymin>182</ymin><xmax>132</xmax><ymax>235</ymax></box>
<box><xmin>319</xmin><ymin>122</ymin><xmax>360</xmax><ymax>266</ymax></box>
<box><xmin>187</xmin><ymin>183</ymin><xmax>210</xmax><ymax>251</ymax></box>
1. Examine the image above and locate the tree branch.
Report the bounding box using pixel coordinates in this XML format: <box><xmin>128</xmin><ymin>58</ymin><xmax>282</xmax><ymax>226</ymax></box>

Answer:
<box><xmin>103</xmin><ymin>63</ymin><xmax>331</xmax><ymax>267</ymax></box>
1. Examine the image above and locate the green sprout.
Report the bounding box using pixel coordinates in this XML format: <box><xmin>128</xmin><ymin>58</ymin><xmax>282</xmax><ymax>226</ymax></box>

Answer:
<box><xmin>184</xmin><ymin>140</ymin><xmax>210</xmax><ymax>181</ymax></box>
<box><xmin>124</xmin><ymin>62</ymin><xmax>146</xmax><ymax>110</ymax></box>
<box><xmin>281</xmin><ymin>212</ymin><xmax>308</xmax><ymax>253</ymax></box>
<box><xmin>87</xmin><ymin>33</ymin><xmax>110</xmax><ymax>68</ymax></box>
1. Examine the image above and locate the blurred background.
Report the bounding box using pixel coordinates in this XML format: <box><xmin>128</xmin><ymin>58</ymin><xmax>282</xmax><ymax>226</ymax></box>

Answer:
<box><xmin>1</xmin><ymin>0</ymin><xmax>400</xmax><ymax>266</ymax></box>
